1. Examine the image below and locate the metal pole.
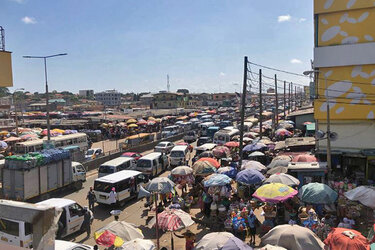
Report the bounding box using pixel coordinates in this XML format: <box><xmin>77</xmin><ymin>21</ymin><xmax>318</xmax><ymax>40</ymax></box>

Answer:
<box><xmin>275</xmin><ymin>74</ymin><xmax>279</xmax><ymax>127</ymax></box>
<box><xmin>238</xmin><ymin>56</ymin><xmax>248</xmax><ymax>169</ymax></box>
<box><xmin>259</xmin><ymin>69</ymin><xmax>263</xmax><ymax>139</ymax></box>
<box><xmin>44</xmin><ymin>58</ymin><xmax>51</xmax><ymax>141</ymax></box>
<box><xmin>155</xmin><ymin>193</ymin><xmax>160</xmax><ymax>250</ymax></box>
<box><xmin>284</xmin><ymin>81</ymin><xmax>286</xmax><ymax>119</ymax></box>
<box><xmin>13</xmin><ymin>93</ymin><xmax>19</xmax><ymax>136</ymax></box>
<box><xmin>325</xmin><ymin>75</ymin><xmax>332</xmax><ymax>176</ymax></box>
<box><xmin>288</xmin><ymin>83</ymin><xmax>291</xmax><ymax>114</ymax></box>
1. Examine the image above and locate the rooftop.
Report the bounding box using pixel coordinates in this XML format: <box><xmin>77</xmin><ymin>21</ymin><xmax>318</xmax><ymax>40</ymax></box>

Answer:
<box><xmin>287</xmin><ymin>107</ymin><xmax>314</xmax><ymax>117</ymax></box>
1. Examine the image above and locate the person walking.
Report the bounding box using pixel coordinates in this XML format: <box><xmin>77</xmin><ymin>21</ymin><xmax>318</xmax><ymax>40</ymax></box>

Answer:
<box><xmin>86</xmin><ymin>187</ymin><xmax>96</xmax><ymax>212</ymax></box>
<box><xmin>82</xmin><ymin>207</ymin><xmax>92</xmax><ymax>239</ymax></box>
<box><xmin>109</xmin><ymin>187</ymin><xmax>117</xmax><ymax>206</ymax></box>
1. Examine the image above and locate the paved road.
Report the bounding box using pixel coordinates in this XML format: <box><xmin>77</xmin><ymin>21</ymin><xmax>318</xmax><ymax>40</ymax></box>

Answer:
<box><xmin>63</xmin><ymin>139</ymin><xmax>197</xmax><ymax>249</ymax></box>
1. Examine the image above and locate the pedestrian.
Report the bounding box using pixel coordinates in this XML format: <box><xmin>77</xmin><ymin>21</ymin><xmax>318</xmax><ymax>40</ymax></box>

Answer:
<box><xmin>86</xmin><ymin>187</ymin><xmax>96</xmax><ymax>212</ymax></box>
<box><xmin>247</xmin><ymin>209</ymin><xmax>257</xmax><ymax>245</ymax></box>
<box><xmin>109</xmin><ymin>187</ymin><xmax>117</xmax><ymax>206</ymax></box>
<box><xmin>82</xmin><ymin>207</ymin><xmax>92</xmax><ymax>239</ymax></box>
<box><xmin>174</xmin><ymin>230</ymin><xmax>196</xmax><ymax>250</ymax></box>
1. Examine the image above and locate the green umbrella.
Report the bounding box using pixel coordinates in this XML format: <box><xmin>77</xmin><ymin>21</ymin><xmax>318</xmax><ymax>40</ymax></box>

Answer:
<box><xmin>299</xmin><ymin>183</ymin><xmax>338</xmax><ymax>204</ymax></box>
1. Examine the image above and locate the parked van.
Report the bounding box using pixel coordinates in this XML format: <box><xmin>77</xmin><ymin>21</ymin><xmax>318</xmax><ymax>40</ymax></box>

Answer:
<box><xmin>169</xmin><ymin>145</ymin><xmax>190</xmax><ymax>167</ymax></box>
<box><xmin>213</xmin><ymin>128</ymin><xmax>240</xmax><ymax>145</ymax></box>
<box><xmin>98</xmin><ymin>157</ymin><xmax>136</xmax><ymax>178</ymax></box>
<box><xmin>199</xmin><ymin>122</ymin><xmax>215</xmax><ymax>136</ymax></box>
<box><xmin>161</xmin><ymin>126</ymin><xmax>180</xmax><ymax>138</ymax></box>
<box><xmin>136</xmin><ymin>152</ymin><xmax>168</xmax><ymax>177</ymax></box>
<box><xmin>0</xmin><ymin>217</ymin><xmax>33</xmax><ymax>248</ymax></box>
<box><xmin>94</xmin><ymin>170</ymin><xmax>149</xmax><ymax>206</ymax></box>
<box><xmin>36</xmin><ymin>198</ymin><xmax>93</xmax><ymax>239</ymax></box>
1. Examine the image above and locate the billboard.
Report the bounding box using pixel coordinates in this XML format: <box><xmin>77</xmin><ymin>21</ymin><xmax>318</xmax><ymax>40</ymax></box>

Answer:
<box><xmin>0</xmin><ymin>51</ymin><xmax>13</xmax><ymax>87</ymax></box>
<box><xmin>314</xmin><ymin>0</ymin><xmax>375</xmax><ymax>14</ymax></box>
<box><xmin>314</xmin><ymin>64</ymin><xmax>375</xmax><ymax>120</ymax></box>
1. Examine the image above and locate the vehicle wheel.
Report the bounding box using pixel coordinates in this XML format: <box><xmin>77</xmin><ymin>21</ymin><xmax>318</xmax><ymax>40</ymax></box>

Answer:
<box><xmin>74</xmin><ymin>181</ymin><xmax>83</xmax><ymax>190</ymax></box>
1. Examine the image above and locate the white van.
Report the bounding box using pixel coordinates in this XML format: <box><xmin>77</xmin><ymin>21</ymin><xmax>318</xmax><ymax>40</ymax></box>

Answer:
<box><xmin>213</xmin><ymin>128</ymin><xmax>240</xmax><ymax>145</ymax></box>
<box><xmin>98</xmin><ymin>157</ymin><xmax>136</xmax><ymax>178</ymax></box>
<box><xmin>199</xmin><ymin>122</ymin><xmax>215</xmax><ymax>136</ymax></box>
<box><xmin>169</xmin><ymin>145</ymin><xmax>190</xmax><ymax>167</ymax></box>
<box><xmin>136</xmin><ymin>152</ymin><xmax>169</xmax><ymax>177</ymax></box>
<box><xmin>0</xmin><ymin>217</ymin><xmax>33</xmax><ymax>248</ymax></box>
<box><xmin>36</xmin><ymin>198</ymin><xmax>93</xmax><ymax>239</ymax></box>
<box><xmin>94</xmin><ymin>170</ymin><xmax>149</xmax><ymax>206</ymax></box>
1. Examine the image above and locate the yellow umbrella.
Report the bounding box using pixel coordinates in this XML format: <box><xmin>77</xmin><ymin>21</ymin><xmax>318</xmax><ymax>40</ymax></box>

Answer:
<box><xmin>128</xmin><ymin>123</ymin><xmax>138</xmax><ymax>128</ymax></box>
<box><xmin>155</xmin><ymin>118</ymin><xmax>162</xmax><ymax>123</ymax></box>
<box><xmin>127</xmin><ymin>118</ymin><xmax>137</xmax><ymax>124</ymax></box>
<box><xmin>148</xmin><ymin>116</ymin><xmax>156</xmax><ymax>121</ymax></box>
<box><xmin>0</xmin><ymin>131</ymin><xmax>9</xmax><ymax>135</ymax></box>
<box><xmin>94</xmin><ymin>230</ymin><xmax>124</xmax><ymax>248</ymax></box>
<box><xmin>53</xmin><ymin>129</ymin><xmax>65</xmax><ymax>134</ymax></box>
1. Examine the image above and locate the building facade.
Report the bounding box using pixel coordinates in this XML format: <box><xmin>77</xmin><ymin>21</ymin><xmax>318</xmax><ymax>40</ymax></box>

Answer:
<box><xmin>314</xmin><ymin>0</ymin><xmax>375</xmax><ymax>182</ymax></box>
<box><xmin>152</xmin><ymin>92</ymin><xmax>183</xmax><ymax>109</ymax></box>
<box><xmin>95</xmin><ymin>90</ymin><xmax>121</xmax><ymax>107</ymax></box>
<box><xmin>78</xmin><ymin>90</ymin><xmax>94</xmax><ymax>98</ymax></box>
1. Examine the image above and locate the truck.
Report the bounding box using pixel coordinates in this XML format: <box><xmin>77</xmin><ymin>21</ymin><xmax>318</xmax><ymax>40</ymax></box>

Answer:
<box><xmin>2</xmin><ymin>150</ymin><xmax>86</xmax><ymax>202</ymax></box>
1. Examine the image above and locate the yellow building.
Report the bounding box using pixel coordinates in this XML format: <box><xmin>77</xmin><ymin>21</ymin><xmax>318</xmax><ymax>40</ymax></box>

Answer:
<box><xmin>314</xmin><ymin>0</ymin><xmax>375</xmax><ymax>182</ymax></box>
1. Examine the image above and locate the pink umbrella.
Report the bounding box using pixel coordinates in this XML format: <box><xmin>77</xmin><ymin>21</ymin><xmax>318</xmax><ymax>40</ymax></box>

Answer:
<box><xmin>292</xmin><ymin>154</ymin><xmax>317</xmax><ymax>162</ymax></box>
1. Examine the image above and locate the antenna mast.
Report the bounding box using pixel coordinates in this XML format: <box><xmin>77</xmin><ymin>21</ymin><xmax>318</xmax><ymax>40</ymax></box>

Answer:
<box><xmin>167</xmin><ymin>74</ymin><xmax>170</xmax><ymax>92</ymax></box>
<box><xmin>0</xmin><ymin>26</ymin><xmax>5</xmax><ymax>51</ymax></box>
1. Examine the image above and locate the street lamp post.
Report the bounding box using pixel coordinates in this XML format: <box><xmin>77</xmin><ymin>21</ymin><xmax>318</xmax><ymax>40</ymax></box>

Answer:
<box><xmin>23</xmin><ymin>53</ymin><xmax>67</xmax><ymax>141</ymax></box>
<box><xmin>303</xmin><ymin>70</ymin><xmax>331</xmax><ymax>175</ymax></box>
<box><xmin>12</xmin><ymin>88</ymin><xmax>25</xmax><ymax>136</ymax></box>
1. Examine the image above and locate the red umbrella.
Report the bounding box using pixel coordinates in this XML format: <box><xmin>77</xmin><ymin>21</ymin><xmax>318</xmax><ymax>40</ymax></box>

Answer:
<box><xmin>196</xmin><ymin>157</ymin><xmax>220</xmax><ymax>168</ymax></box>
<box><xmin>303</xmin><ymin>121</ymin><xmax>312</xmax><ymax>125</ymax></box>
<box><xmin>137</xmin><ymin>120</ymin><xmax>147</xmax><ymax>125</ymax></box>
<box><xmin>212</xmin><ymin>146</ymin><xmax>230</xmax><ymax>159</ymax></box>
<box><xmin>292</xmin><ymin>154</ymin><xmax>318</xmax><ymax>162</ymax></box>
<box><xmin>95</xmin><ymin>230</ymin><xmax>117</xmax><ymax>247</ymax></box>
<box><xmin>324</xmin><ymin>227</ymin><xmax>370</xmax><ymax>250</ymax></box>
<box><xmin>224</xmin><ymin>141</ymin><xmax>240</xmax><ymax>148</ymax></box>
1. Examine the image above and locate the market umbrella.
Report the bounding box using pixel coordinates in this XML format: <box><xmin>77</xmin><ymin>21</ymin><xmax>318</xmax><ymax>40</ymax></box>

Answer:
<box><xmin>0</xmin><ymin>141</ymin><xmax>8</xmax><ymax>148</ymax></box>
<box><xmin>4</xmin><ymin>136</ymin><xmax>21</xmax><ymax>143</ymax></box>
<box><xmin>21</xmin><ymin>134</ymin><xmax>38</xmax><ymax>140</ymax></box>
<box><xmin>243</xmin><ymin>137</ymin><xmax>253</xmax><ymax>143</ymax></box>
<box><xmin>241</xmin><ymin>160</ymin><xmax>267</xmax><ymax>172</ymax></box>
<box><xmin>212</xmin><ymin>146</ymin><xmax>230</xmax><ymax>159</ymax></box>
<box><xmin>267</xmin><ymin>159</ymin><xmax>290</xmax><ymax>169</ymax></box>
<box><xmin>258</xmin><ymin>245</ymin><xmax>287</xmax><ymax>250</ymax></box>
<box><xmin>192</xmin><ymin>162</ymin><xmax>217</xmax><ymax>176</ymax></box>
<box><xmin>94</xmin><ymin>221</ymin><xmax>144</xmax><ymax>248</ymax></box>
<box><xmin>324</xmin><ymin>227</ymin><xmax>370</xmax><ymax>250</ymax></box>
<box><xmin>120</xmin><ymin>239</ymin><xmax>155</xmax><ymax>250</ymax></box>
<box><xmin>204</xmin><ymin>174</ymin><xmax>232</xmax><ymax>187</ymax></box>
<box><xmin>149</xmin><ymin>208</ymin><xmax>194</xmax><ymax>231</ymax></box>
<box><xmin>171</xmin><ymin>166</ymin><xmax>193</xmax><ymax>176</ymax></box>
<box><xmin>195</xmin><ymin>232</ymin><xmax>253</xmax><ymax>250</ymax></box>
<box><xmin>224</xmin><ymin>141</ymin><xmax>240</xmax><ymax>148</ymax></box>
<box><xmin>292</xmin><ymin>154</ymin><xmax>318</xmax><ymax>162</ymax></box>
<box><xmin>344</xmin><ymin>186</ymin><xmax>375</xmax><ymax>209</ymax></box>
<box><xmin>128</xmin><ymin>123</ymin><xmax>138</xmax><ymax>128</ymax></box>
<box><xmin>127</xmin><ymin>118</ymin><xmax>137</xmax><ymax>124</ymax></box>
<box><xmin>275</xmin><ymin>128</ymin><xmax>292</xmax><ymax>137</ymax></box>
<box><xmin>137</xmin><ymin>120</ymin><xmax>148</xmax><ymax>125</ymax></box>
<box><xmin>148</xmin><ymin>116</ymin><xmax>156</xmax><ymax>121</ymax></box>
<box><xmin>253</xmin><ymin>183</ymin><xmax>298</xmax><ymax>203</ymax></box>
<box><xmin>260</xmin><ymin>224</ymin><xmax>324</xmax><ymax>250</ymax></box>
<box><xmin>147</xmin><ymin>121</ymin><xmax>156</xmax><ymax>126</ymax></box>
<box><xmin>236</xmin><ymin>169</ymin><xmax>265</xmax><ymax>185</ymax></box>
<box><xmin>303</xmin><ymin>121</ymin><xmax>312</xmax><ymax>125</ymax></box>
<box><xmin>0</xmin><ymin>131</ymin><xmax>8</xmax><ymax>136</ymax></box>
<box><xmin>199</xmin><ymin>151</ymin><xmax>214</xmax><ymax>158</ymax></box>
<box><xmin>265</xmin><ymin>173</ymin><xmax>300</xmax><ymax>186</ymax></box>
<box><xmin>243</xmin><ymin>143</ymin><xmax>267</xmax><ymax>152</ymax></box>
<box><xmin>249</xmin><ymin>151</ymin><xmax>265</xmax><ymax>157</ymax></box>
<box><xmin>196</xmin><ymin>157</ymin><xmax>220</xmax><ymax>168</ymax></box>
<box><xmin>145</xmin><ymin>177</ymin><xmax>175</xmax><ymax>194</ymax></box>
<box><xmin>299</xmin><ymin>183</ymin><xmax>338</xmax><ymax>204</ymax></box>
<box><xmin>266</xmin><ymin>166</ymin><xmax>288</xmax><ymax>175</ymax></box>
<box><xmin>244</xmin><ymin>132</ymin><xmax>258</xmax><ymax>139</ymax></box>
<box><xmin>217</xmin><ymin>167</ymin><xmax>237</xmax><ymax>179</ymax></box>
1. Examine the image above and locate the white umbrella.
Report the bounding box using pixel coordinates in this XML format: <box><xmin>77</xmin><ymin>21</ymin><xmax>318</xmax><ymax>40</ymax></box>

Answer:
<box><xmin>120</xmin><ymin>239</ymin><xmax>155</xmax><ymax>250</ymax></box>
<box><xmin>249</xmin><ymin>151</ymin><xmax>265</xmax><ymax>157</ymax></box>
<box><xmin>265</xmin><ymin>173</ymin><xmax>300</xmax><ymax>186</ymax></box>
<box><xmin>171</xmin><ymin>166</ymin><xmax>193</xmax><ymax>175</ymax></box>
<box><xmin>195</xmin><ymin>232</ymin><xmax>252</xmax><ymax>250</ymax></box>
<box><xmin>259</xmin><ymin>245</ymin><xmax>287</xmax><ymax>250</ymax></box>
<box><xmin>344</xmin><ymin>186</ymin><xmax>375</xmax><ymax>209</ymax></box>
<box><xmin>95</xmin><ymin>221</ymin><xmax>144</xmax><ymax>242</ymax></box>
<box><xmin>241</xmin><ymin>160</ymin><xmax>267</xmax><ymax>172</ymax></box>
<box><xmin>145</xmin><ymin>177</ymin><xmax>175</xmax><ymax>194</ymax></box>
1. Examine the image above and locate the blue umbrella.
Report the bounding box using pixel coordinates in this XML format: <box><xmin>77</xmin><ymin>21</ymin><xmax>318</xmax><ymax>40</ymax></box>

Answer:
<box><xmin>243</xmin><ymin>143</ymin><xmax>267</xmax><ymax>152</ymax></box>
<box><xmin>0</xmin><ymin>141</ymin><xmax>7</xmax><ymax>148</ymax></box>
<box><xmin>204</xmin><ymin>174</ymin><xmax>232</xmax><ymax>187</ymax></box>
<box><xmin>217</xmin><ymin>167</ymin><xmax>237</xmax><ymax>179</ymax></box>
<box><xmin>299</xmin><ymin>182</ymin><xmax>338</xmax><ymax>204</ymax></box>
<box><xmin>236</xmin><ymin>169</ymin><xmax>265</xmax><ymax>185</ymax></box>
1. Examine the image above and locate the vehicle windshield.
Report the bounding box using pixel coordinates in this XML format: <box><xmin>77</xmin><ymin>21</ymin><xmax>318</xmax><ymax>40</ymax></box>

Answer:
<box><xmin>187</xmin><ymin>131</ymin><xmax>195</xmax><ymax>136</ymax></box>
<box><xmin>94</xmin><ymin>180</ymin><xmax>113</xmax><ymax>193</ymax></box>
<box><xmin>170</xmin><ymin>151</ymin><xmax>184</xmax><ymax>157</ymax></box>
<box><xmin>86</xmin><ymin>149</ymin><xmax>94</xmax><ymax>155</ymax></box>
<box><xmin>76</xmin><ymin>165</ymin><xmax>86</xmax><ymax>173</ymax></box>
<box><xmin>137</xmin><ymin>159</ymin><xmax>151</xmax><ymax>168</ymax></box>
<box><xmin>157</xmin><ymin>142</ymin><xmax>167</xmax><ymax>147</ymax></box>
<box><xmin>99</xmin><ymin>165</ymin><xmax>115</xmax><ymax>173</ymax></box>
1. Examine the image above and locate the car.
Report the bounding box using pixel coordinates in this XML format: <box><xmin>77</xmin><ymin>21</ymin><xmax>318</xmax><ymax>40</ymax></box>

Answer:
<box><xmin>183</xmin><ymin>131</ymin><xmax>197</xmax><ymax>143</ymax></box>
<box><xmin>121</xmin><ymin>152</ymin><xmax>143</xmax><ymax>161</ymax></box>
<box><xmin>197</xmin><ymin>137</ymin><xmax>212</xmax><ymax>146</ymax></box>
<box><xmin>154</xmin><ymin>141</ymin><xmax>174</xmax><ymax>154</ymax></box>
<box><xmin>55</xmin><ymin>240</ymin><xmax>93</xmax><ymax>250</ymax></box>
<box><xmin>85</xmin><ymin>148</ymin><xmax>103</xmax><ymax>160</ymax></box>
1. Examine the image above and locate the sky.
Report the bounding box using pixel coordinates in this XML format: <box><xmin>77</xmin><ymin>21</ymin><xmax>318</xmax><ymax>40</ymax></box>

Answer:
<box><xmin>1</xmin><ymin>0</ymin><xmax>314</xmax><ymax>94</ymax></box>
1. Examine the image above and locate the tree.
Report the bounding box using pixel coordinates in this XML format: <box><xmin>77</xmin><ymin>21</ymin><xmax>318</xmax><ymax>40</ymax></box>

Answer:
<box><xmin>0</xmin><ymin>87</ymin><xmax>10</xmax><ymax>97</ymax></box>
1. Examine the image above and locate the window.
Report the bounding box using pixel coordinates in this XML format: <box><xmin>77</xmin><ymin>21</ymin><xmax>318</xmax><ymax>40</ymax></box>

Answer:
<box><xmin>117</xmin><ymin>179</ymin><xmax>130</xmax><ymax>192</ymax></box>
<box><xmin>24</xmin><ymin>222</ymin><xmax>33</xmax><ymax>236</ymax></box>
<box><xmin>68</xmin><ymin>203</ymin><xmax>83</xmax><ymax>217</ymax></box>
<box><xmin>94</xmin><ymin>181</ymin><xmax>112</xmax><ymax>193</ymax></box>
<box><xmin>0</xmin><ymin>218</ymin><xmax>19</xmax><ymax>236</ymax></box>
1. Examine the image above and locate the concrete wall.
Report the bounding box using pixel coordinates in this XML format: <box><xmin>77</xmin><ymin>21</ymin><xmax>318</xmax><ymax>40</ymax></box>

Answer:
<box><xmin>317</xmin><ymin>120</ymin><xmax>375</xmax><ymax>153</ymax></box>
<box><xmin>83</xmin><ymin>132</ymin><xmax>186</xmax><ymax>171</ymax></box>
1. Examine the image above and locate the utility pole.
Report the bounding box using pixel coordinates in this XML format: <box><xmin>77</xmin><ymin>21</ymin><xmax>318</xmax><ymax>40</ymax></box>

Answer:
<box><xmin>274</xmin><ymin>74</ymin><xmax>279</xmax><ymax>127</ymax></box>
<box><xmin>295</xmin><ymin>86</ymin><xmax>297</xmax><ymax>110</ymax></box>
<box><xmin>284</xmin><ymin>81</ymin><xmax>286</xmax><ymax>119</ymax></box>
<box><xmin>238</xmin><ymin>56</ymin><xmax>248</xmax><ymax>168</ymax></box>
<box><xmin>288</xmin><ymin>82</ymin><xmax>291</xmax><ymax>114</ymax></box>
<box><xmin>259</xmin><ymin>69</ymin><xmax>263</xmax><ymax>139</ymax></box>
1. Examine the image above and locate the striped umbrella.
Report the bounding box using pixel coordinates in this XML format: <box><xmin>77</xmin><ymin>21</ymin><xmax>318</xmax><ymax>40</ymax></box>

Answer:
<box><xmin>149</xmin><ymin>208</ymin><xmax>194</xmax><ymax>231</ymax></box>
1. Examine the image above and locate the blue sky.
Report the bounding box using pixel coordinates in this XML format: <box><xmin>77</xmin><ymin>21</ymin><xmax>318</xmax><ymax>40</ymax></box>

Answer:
<box><xmin>1</xmin><ymin>0</ymin><xmax>313</xmax><ymax>94</ymax></box>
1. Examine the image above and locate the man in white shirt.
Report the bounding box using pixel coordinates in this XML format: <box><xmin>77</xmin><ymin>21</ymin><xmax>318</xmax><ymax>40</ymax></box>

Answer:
<box><xmin>109</xmin><ymin>187</ymin><xmax>117</xmax><ymax>205</ymax></box>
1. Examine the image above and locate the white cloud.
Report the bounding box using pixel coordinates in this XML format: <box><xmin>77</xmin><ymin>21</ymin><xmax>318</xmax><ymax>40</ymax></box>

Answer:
<box><xmin>290</xmin><ymin>58</ymin><xmax>302</xmax><ymax>64</ymax></box>
<box><xmin>21</xmin><ymin>16</ymin><xmax>36</xmax><ymax>24</ymax></box>
<box><xmin>278</xmin><ymin>15</ymin><xmax>291</xmax><ymax>22</ymax></box>
<box><xmin>299</xmin><ymin>18</ymin><xmax>307</xmax><ymax>22</ymax></box>
<box><xmin>219</xmin><ymin>72</ymin><xmax>226</xmax><ymax>76</ymax></box>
